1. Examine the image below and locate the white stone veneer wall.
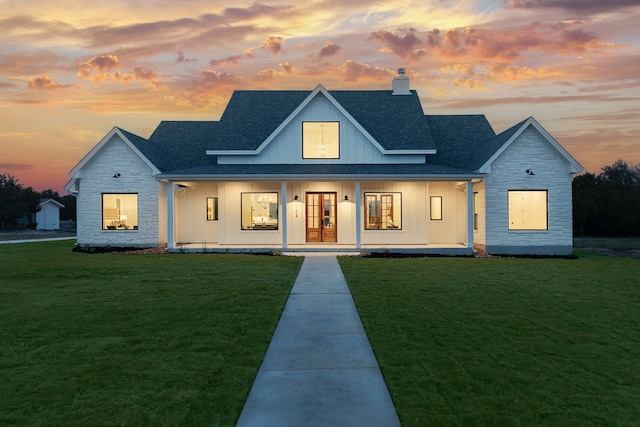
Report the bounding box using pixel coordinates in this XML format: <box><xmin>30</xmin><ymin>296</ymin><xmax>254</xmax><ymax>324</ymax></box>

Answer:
<box><xmin>483</xmin><ymin>127</ymin><xmax>574</xmax><ymax>255</ymax></box>
<box><xmin>76</xmin><ymin>135</ymin><xmax>164</xmax><ymax>247</ymax></box>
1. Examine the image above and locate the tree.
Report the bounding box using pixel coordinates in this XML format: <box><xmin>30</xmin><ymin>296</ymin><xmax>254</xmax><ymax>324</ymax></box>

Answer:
<box><xmin>573</xmin><ymin>160</ymin><xmax>640</xmax><ymax>237</ymax></box>
<box><xmin>0</xmin><ymin>174</ymin><xmax>41</xmax><ymax>230</ymax></box>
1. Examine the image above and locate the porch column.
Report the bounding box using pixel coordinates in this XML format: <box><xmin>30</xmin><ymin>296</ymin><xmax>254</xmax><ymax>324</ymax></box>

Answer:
<box><xmin>167</xmin><ymin>182</ymin><xmax>175</xmax><ymax>250</ymax></box>
<box><xmin>355</xmin><ymin>181</ymin><xmax>361</xmax><ymax>250</ymax></box>
<box><xmin>466</xmin><ymin>181</ymin><xmax>474</xmax><ymax>249</ymax></box>
<box><xmin>281</xmin><ymin>181</ymin><xmax>288</xmax><ymax>250</ymax></box>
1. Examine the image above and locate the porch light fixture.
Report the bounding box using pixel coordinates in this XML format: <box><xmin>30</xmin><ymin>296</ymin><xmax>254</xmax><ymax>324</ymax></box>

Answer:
<box><xmin>294</xmin><ymin>195</ymin><xmax>299</xmax><ymax>201</ymax></box>
<box><xmin>344</xmin><ymin>195</ymin><xmax>349</xmax><ymax>201</ymax></box>
<box><xmin>112</xmin><ymin>172</ymin><xmax>120</xmax><ymax>178</ymax></box>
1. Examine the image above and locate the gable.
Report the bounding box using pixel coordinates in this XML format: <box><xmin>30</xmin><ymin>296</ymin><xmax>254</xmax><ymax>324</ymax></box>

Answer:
<box><xmin>216</xmin><ymin>91</ymin><xmax>427</xmax><ymax>165</ymax></box>
<box><xmin>207</xmin><ymin>85</ymin><xmax>436</xmax><ymax>158</ymax></box>
<box><xmin>68</xmin><ymin>127</ymin><xmax>160</xmax><ymax>180</ymax></box>
<box><xmin>478</xmin><ymin>117</ymin><xmax>582</xmax><ymax>174</ymax></box>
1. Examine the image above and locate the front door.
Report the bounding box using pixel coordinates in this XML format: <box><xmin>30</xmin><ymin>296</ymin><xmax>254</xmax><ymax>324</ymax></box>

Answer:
<box><xmin>306</xmin><ymin>193</ymin><xmax>337</xmax><ymax>243</ymax></box>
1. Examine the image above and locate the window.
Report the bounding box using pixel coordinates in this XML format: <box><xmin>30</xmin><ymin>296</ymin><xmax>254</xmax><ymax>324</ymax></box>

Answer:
<box><xmin>365</xmin><ymin>193</ymin><xmax>401</xmax><ymax>229</ymax></box>
<box><xmin>473</xmin><ymin>192</ymin><xmax>478</xmax><ymax>230</ymax></box>
<box><xmin>206</xmin><ymin>197</ymin><xmax>218</xmax><ymax>221</ymax></box>
<box><xmin>302</xmin><ymin>122</ymin><xmax>339</xmax><ymax>159</ymax></box>
<box><xmin>102</xmin><ymin>194</ymin><xmax>138</xmax><ymax>230</ymax></box>
<box><xmin>430</xmin><ymin>196</ymin><xmax>443</xmax><ymax>221</ymax></box>
<box><xmin>508</xmin><ymin>190</ymin><xmax>548</xmax><ymax>230</ymax></box>
<box><xmin>241</xmin><ymin>193</ymin><xmax>278</xmax><ymax>230</ymax></box>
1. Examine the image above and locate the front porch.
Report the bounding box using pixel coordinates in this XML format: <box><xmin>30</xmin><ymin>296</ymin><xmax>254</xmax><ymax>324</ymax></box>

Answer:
<box><xmin>167</xmin><ymin>179</ymin><xmax>476</xmax><ymax>254</ymax></box>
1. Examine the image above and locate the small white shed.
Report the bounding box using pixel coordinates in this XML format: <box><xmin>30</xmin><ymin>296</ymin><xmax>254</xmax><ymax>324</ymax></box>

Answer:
<box><xmin>36</xmin><ymin>198</ymin><xmax>65</xmax><ymax>230</ymax></box>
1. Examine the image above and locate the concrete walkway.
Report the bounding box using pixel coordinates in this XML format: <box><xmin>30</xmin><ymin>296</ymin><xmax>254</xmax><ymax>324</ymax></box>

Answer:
<box><xmin>237</xmin><ymin>255</ymin><xmax>401</xmax><ymax>427</ymax></box>
<box><xmin>0</xmin><ymin>236</ymin><xmax>76</xmax><ymax>244</ymax></box>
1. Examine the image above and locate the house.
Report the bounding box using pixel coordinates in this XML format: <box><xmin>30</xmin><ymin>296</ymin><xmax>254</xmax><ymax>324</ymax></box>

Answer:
<box><xmin>65</xmin><ymin>70</ymin><xmax>583</xmax><ymax>255</ymax></box>
<box><xmin>36</xmin><ymin>198</ymin><xmax>64</xmax><ymax>230</ymax></box>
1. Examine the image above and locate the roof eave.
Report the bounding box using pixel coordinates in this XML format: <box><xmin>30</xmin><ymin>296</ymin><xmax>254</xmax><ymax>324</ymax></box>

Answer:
<box><xmin>156</xmin><ymin>172</ymin><xmax>483</xmax><ymax>182</ymax></box>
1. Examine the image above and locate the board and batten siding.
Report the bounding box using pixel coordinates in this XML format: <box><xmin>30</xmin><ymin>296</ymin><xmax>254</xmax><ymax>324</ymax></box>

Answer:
<box><xmin>217</xmin><ymin>94</ymin><xmax>425</xmax><ymax>165</ymax></box>
<box><xmin>483</xmin><ymin>127</ymin><xmax>574</xmax><ymax>255</ymax></box>
<box><xmin>76</xmin><ymin>135</ymin><xmax>164</xmax><ymax>248</ymax></box>
<box><xmin>174</xmin><ymin>182</ymin><xmax>219</xmax><ymax>244</ymax></box>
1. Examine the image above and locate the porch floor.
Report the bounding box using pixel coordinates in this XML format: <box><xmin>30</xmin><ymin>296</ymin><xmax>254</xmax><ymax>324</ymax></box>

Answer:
<box><xmin>171</xmin><ymin>242</ymin><xmax>471</xmax><ymax>255</ymax></box>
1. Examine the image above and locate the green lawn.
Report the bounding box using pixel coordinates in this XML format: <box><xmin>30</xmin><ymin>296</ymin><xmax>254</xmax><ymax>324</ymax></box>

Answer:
<box><xmin>0</xmin><ymin>241</ymin><xmax>303</xmax><ymax>426</ymax></box>
<box><xmin>339</xmin><ymin>252</ymin><xmax>640</xmax><ymax>426</ymax></box>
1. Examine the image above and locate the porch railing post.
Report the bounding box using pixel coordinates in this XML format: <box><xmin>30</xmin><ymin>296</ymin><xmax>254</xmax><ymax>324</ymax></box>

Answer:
<box><xmin>355</xmin><ymin>181</ymin><xmax>361</xmax><ymax>250</ymax></box>
<box><xmin>167</xmin><ymin>182</ymin><xmax>175</xmax><ymax>250</ymax></box>
<box><xmin>281</xmin><ymin>181</ymin><xmax>288</xmax><ymax>250</ymax></box>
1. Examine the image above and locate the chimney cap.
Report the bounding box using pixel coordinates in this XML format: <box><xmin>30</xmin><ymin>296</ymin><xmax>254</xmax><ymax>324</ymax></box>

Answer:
<box><xmin>398</xmin><ymin>68</ymin><xmax>406</xmax><ymax>75</ymax></box>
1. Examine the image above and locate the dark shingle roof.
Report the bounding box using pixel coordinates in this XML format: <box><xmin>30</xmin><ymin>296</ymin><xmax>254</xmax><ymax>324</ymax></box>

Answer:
<box><xmin>116</xmin><ymin>89</ymin><xmax>528</xmax><ymax>176</ymax></box>
<box><xmin>207</xmin><ymin>89</ymin><xmax>436</xmax><ymax>152</ymax></box>
<box><xmin>470</xmin><ymin>118</ymin><xmax>528</xmax><ymax>170</ymax></box>
<box><xmin>330</xmin><ymin>90</ymin><xmax>435</xmax><ymax>151</ymax></box>
<box><xmin>425</xmin><ymin>115</ymin><xmax>496</xmax><ymax>170</ymax></box>
<box><xmin>208</xmin><ymin>91</ymin><xmax>310</xmax><ymax>151</ymax></box>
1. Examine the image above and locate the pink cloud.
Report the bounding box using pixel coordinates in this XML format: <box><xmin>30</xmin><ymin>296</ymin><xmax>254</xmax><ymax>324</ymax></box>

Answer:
<box><xmin>319</xmin><ymin>41</ymin><xmax>341</xmax><ymax>57</ymax></box>
<box><xmin>27</xmin><ymin>75</ymin><xmax>73</xmax><ymax>90</ymax></box>
<box><xmin>369</xmin><ymin>28</ymin><xmax>425</xmax><ymax>60</ymax></box>
<box><xmin>340</xmin><ymin>60</ymin><xmax>393</xmax><ymax>82</ymax></box>
<box><xmin>176</xmin><ymin>51</ymin><xmax>197</xmax><ymax>63</ymax></box>
<box><xmin>507</xmin><ymin>0</ymin><xmax>639</xmax><ymax>14</ymax></box>
<box><xmin>210</xmin><ymin>55</ymin><xmax>245</xmax><ymax>67</ymax></box>
<box><xmin>263</xmin><ymin>36</ymin><xmax>285</xmax><ymax>56</ymax></box>
<box><xmin>132</xmin><ymin>67</ymin><xmax>159</xmax><ymax>81</ymax></box>
<box><xmin>77</xmin><ymin>54</ymin><xmax>120</xmax><ymax>80</ymax></box>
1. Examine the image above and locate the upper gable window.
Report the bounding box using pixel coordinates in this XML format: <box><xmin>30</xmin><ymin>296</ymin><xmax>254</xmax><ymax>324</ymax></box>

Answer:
<box><xmin>302</xmin><ymin>122</ymin><xmax>339</xmax><ymax>159</ymax></box>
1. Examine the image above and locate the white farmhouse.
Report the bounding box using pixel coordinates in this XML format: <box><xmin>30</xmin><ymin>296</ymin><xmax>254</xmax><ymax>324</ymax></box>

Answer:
<box><xmin>66</xmin><ymin>71</ymin><xmax>583</xmax><ymax>255</ymax></box>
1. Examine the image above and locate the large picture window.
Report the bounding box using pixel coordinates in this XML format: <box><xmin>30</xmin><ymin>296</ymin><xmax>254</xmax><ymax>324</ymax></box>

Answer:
<box><xmin>302</xmin><ymin>122</ymin><xmax>339</xmax><ymax>159</ymax></box>
<box><xmin>508</xmin><ymin>190</ymin><xmax>548</xmax><ymax>230</ymax></box>
<box><xmin>102</xmin><ymin>194</ymin><xmax>138</xmax><ymax>230</ymax></box>
<box><xmin>241</xmin><ymin>193</ymin><xmax>278</xmax><ymax>230</ymax></box>
<box><xmin>365</xmin><ymin>193</ymin><xmax>401</xmax><ymax>230</ymax></box>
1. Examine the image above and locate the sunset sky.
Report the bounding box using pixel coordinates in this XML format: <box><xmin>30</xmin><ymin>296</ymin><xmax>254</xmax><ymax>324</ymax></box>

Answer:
<box><xmin>1</xmin><ymin>0</ymin><xmax>639</xmax><ymax>194</ymax></box>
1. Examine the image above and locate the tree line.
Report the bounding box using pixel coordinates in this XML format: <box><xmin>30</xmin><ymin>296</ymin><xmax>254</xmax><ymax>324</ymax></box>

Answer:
<box><xmin>573</xmin><ymin>160</ymin><xmax>640</xmax><ymax>237</ymax></box>
<box><xmin>0</xmin><ymin>174</ymin><xmax>76</xmax><ymax>230</ymax></box>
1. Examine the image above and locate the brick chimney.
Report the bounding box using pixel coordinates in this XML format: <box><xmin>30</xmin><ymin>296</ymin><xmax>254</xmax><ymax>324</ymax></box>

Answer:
<box><xmin>392</xmin><ymin>68</ymin><xmax>411</xmax><ymax>95</ymax></box>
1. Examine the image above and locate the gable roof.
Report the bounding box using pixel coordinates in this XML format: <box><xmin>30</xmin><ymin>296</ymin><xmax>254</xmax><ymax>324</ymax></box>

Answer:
<box><xmin>206</xmin><ymin>86</ymin><xmax>437</xmax><ymax>154</ymax></box>
<box><xmin>146</xmin><ymin>121</ymin><xmax>216</xmax><ymax>171</ymax></box>
<box><xmin>425</xmin><ymin>115</ymin><xmax>496</xmax><ymax>170</ymax></box>
<box><xmin>477</xmin><ymin>117</ymin><xmax>583</xmax><ymax>173</ymax></box>
<box><xmin>39</xmin><ymin>198</ymin><xmax>65</xmax><ymax>208</ymax></box>
<box><xmin>67</xmin><ymin>127</ymin><xmax>161</xmax><ymax>180</ymax></box>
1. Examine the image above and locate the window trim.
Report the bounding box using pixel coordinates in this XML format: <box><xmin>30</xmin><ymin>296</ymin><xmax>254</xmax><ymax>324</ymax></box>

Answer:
<box><xmin>102</xmin><ymin>193</ymin><xmax>139</xmax><ymax>231</ymax></box>
<box><xmin>364</xmin><ymin>192</ymin><xmax>402</xmax><ymax>230</ymax></box>
<box><xmin>430</xmin><ymin>196</ymin><xmax>443</xmax><ymax>221</ymax></box>
<box><xmin>302</xmin><ymin>121</ymin><xmax>340</xmax><ymax>159</ymax></box>
<box><xmin>206</xmin><ymin>197</ymin><xmax>218</xmax><ymax>221</ymax></box>
<box><xmin>241</xmin><ymin>192</ymin><xmax>279</xmax><ymax>231</ymax></box>
<box><xmin>508</xmin><ymin>189</ymin><xmax>548</xmax><ymax>231</ymax></box>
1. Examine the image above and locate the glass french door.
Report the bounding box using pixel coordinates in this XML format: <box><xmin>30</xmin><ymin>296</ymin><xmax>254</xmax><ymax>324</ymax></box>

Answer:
<box><xmin>306</xmin><ymin>193</ymin><xmax>337</xmax><ymax>242</ymax></box>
